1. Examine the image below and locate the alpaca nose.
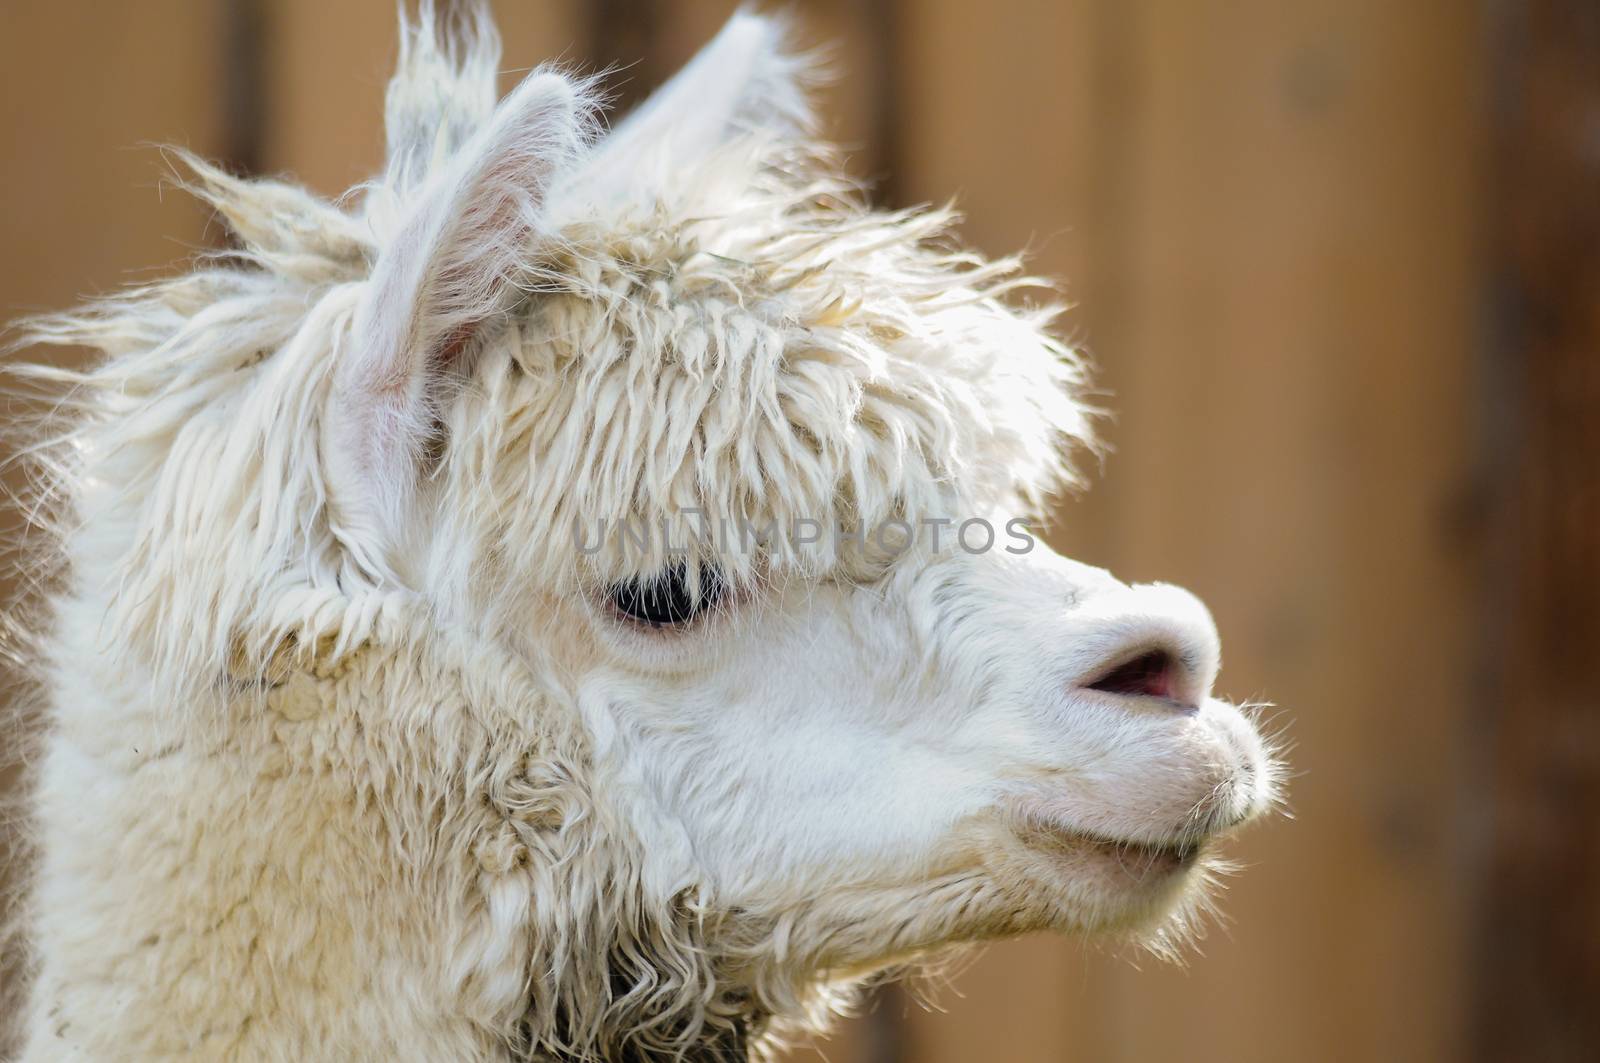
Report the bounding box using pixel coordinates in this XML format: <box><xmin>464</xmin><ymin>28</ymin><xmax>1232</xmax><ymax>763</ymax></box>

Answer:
<box><xmin>1070</xmin><ymin>584</ymin><xmax>1221</xmax><ymax>711</ymax></box>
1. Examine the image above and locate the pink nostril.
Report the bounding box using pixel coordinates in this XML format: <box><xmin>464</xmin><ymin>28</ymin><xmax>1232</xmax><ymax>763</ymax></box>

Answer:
<box><xmin>1068</xmin><ymin>585</ymin><xmax>1220</xmax><ymax>708</ymax></box>
<box><xmin>1086</xmin><ymin>649</ymin><xmax>1177</xmax><ymax>701</ymax></box>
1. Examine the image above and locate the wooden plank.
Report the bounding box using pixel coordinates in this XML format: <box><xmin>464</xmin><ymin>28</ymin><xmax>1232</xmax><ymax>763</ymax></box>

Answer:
<box><xmin>896</xmin><ymin>1</ymin><xmax>1486</xmax><ymax>1061</ymax></box>
<box><xmin>1086</xmin><ymin>4</ymin><xmax>1484</xmax><ymax>1060</ymax></box>
<box><xmin>1477</xmin><ymin>2</ymin><xmax>1600</xmax><ymax>1059</ymax></box>
<box><xmin>0</xmin><ymin>3</ymin><xmax>225</xmax><ymax>315</ymax></box>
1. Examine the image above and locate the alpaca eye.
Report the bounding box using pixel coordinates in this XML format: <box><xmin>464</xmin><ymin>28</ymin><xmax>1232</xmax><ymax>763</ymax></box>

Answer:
<box><xmin>607</xmin><ymin>564</ymin><xmax>724</xmax><ymax>627</ymax></box>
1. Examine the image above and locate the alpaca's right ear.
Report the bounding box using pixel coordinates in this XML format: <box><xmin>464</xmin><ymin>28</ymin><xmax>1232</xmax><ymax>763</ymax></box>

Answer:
<box><xmin>328</xmin><ymin>70</ymin><xmax>591</xmax><ymax>576</ymax></box>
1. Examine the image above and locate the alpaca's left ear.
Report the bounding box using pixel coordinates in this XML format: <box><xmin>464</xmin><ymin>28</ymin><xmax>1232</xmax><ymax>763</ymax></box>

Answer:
<box><xmin>561</xmin><ymin>12</ymin><xmax>813</xmax><ymax>211</ymax></box>
<box><xmin>329</xmin><ymin>70</ymin><xmax>592</xmax><ymax>575</ymax></box>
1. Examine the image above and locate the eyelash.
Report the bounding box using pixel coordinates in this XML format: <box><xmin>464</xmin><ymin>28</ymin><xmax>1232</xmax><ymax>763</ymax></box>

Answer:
<box><xmin>606</xmin><ymin>563</ymin><xmax>725</xmax><ymax>628</ymax></box>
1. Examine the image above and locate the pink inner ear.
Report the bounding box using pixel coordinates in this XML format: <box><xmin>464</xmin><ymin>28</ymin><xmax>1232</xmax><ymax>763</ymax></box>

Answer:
<box><xmin>435</xmin><ymin>322</ymin><xmax>476</xmax><ymax>367</ymax></box>
<box><xmin>416</xmin><ymin>138</ymin><xmax>550</xmax><ymax>374</ymax></box>
<box><xmin>331</xmin><ymin>71</ymin><xmax>588</xmax><ymax>559</ymax></box>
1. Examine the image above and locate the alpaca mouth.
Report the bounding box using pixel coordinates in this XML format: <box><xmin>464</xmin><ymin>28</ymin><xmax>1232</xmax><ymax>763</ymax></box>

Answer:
<box><xmin>1036</xmin><ymin>826</ymin><xmax>1203</xmax><ymax>877</ymax></box>
<box><xmin>1069</xmin><ymin>831</ymin><xmax>1205</xmax><ymax>876</ymax></box>
<box><xmin>1010</xmin><ymin>807</ymin><xmax>1206</xmax><ymax>879</ymax></box>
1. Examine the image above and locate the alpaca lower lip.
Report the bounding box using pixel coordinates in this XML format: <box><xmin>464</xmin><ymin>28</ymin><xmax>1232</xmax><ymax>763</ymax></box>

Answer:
<box><xmin>1075</xmin><ymin>833</ymin><xmax>1203</xmax><ymax>874</ymax></box>
<box><xmin>1012</xmin><ymin>809</ymin><xmax>1203</xmax><ymax>876</ymax></box>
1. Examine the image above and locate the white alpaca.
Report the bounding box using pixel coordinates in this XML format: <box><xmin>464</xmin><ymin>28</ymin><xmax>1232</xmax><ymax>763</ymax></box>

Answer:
<box><xmin>8</xmin><ymin>6</ymin><xmax>1278</xmax><ymax>1060</ymax></box>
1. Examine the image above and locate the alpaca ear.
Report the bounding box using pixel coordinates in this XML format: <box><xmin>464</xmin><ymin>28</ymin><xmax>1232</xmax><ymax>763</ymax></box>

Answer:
<box><xmin>330</xmin><ymin>70</ymin><xmax>590</xmax><ymax>573</ymax></box>
<box><xmin>566</xmin><ymin>12</ymin><xmax>813</xmax><ymax>209</ymax></box>
<box><xmin>382</xmin><ymin>0</ymin><xmax>502</xmax><ymax>195</ymax></box>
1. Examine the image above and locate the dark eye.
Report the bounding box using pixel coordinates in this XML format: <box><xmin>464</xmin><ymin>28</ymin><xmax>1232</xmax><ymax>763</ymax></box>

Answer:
<box><xmin>607</xmin><ymin>563</ymin><xmax>724</xmax><ymax>627</ymax></box>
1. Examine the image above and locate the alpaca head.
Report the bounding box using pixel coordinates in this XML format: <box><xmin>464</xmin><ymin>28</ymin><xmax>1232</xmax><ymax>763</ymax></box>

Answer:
<box><xmin>335</xmin><ymin>6</ymin><xmax>1277</xmax><ymax>974</ymax></box>
<box><xmin>23</xmin><ymin>3</ymin><xmax>1279</xmax><ymax>1052</ymax></box>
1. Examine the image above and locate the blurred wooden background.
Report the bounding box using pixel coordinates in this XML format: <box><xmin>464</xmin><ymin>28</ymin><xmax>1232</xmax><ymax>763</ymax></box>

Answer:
<box><xmin>2</xmin><ymin>1</ymin><xmax>1595</xmax><ymax>1061</ymax></box>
